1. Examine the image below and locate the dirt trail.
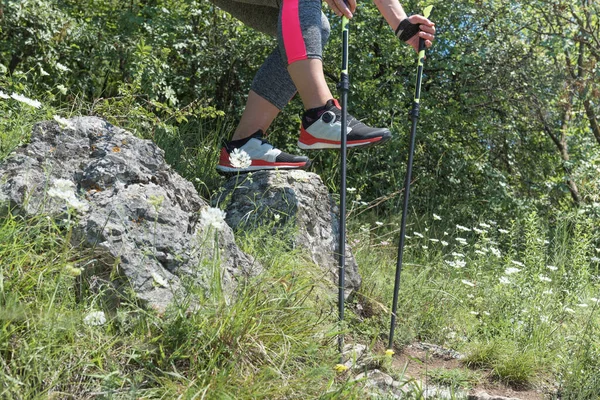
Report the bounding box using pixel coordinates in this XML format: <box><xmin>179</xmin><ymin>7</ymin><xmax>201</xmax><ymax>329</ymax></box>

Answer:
<box><xmin>388</xmin><ymin>343</ymin><xmax>552</xmax><ymax>400</ymax></box>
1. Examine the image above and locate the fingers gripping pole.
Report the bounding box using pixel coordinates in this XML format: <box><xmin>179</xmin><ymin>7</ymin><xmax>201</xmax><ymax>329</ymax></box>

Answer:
<box><xmin>387</xmin><ymin>5</ymin><xmax>433</xmax><ymax>354</ymax></box>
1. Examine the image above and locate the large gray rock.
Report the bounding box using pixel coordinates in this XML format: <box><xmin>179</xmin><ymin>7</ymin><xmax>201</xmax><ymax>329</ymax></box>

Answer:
<box><xmin>0</xmin><ymin>117</ymin><xmax>260</xmax><ymax>310</ymax></box>
<box><xmin>217</xmin><ymin>170</ymin><xmax>361</xmax><ymax>296</ymax></box>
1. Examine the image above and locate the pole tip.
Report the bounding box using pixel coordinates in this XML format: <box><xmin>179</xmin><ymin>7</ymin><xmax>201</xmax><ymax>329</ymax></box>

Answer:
<box><xmin>385</xmin><ymin>349</ymin><xmax>395</xmax><ymax>357</ymax></box>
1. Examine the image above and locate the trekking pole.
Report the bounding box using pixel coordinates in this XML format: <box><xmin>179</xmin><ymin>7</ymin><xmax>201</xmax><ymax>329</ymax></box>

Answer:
<box><xmin>337</xmin><ymin>12</ymin><xmax>350</xmax><ymax>364</ymax></box>
<box><xmin>387</xmin><ymin>5</ymin><xmax>433</xmax><ymax>353</ymax></box>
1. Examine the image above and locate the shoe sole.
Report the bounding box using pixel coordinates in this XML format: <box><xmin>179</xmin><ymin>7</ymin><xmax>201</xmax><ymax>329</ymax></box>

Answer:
<box><xmin>298</xmin><ymin>132</ymin><xmax>391</xmax><ymax>150</ymax></box>
<box><xmin>216</xmin><ymin>160</ymin><xmax>312</xmax><ymax>175</ymax></box>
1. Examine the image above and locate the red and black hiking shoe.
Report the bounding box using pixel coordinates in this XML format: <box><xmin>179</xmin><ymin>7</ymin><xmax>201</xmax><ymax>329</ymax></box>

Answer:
<box><xmin>217</xmin><ymin>130</ymin><xmax>310</xmax><ymax>173</ymax></box>
<box><xmin>298</xmin><ymin>99</ymin><xmax>391</xmax><ymax>150</ymax></box>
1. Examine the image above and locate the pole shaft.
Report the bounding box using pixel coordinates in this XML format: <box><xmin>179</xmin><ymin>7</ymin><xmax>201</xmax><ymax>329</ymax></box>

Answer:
<box><xmin>388</xmin><ymin>4</ymin><xmax>433</xmax><ymax>351</ymax></box>
<box><xmin>388</xmin><ymin>116</ymin><xmax>418</xmax><ymax>349</ymax></box>
<box><xmin>338</xmin><ymin>15</ymin><xmax>349</xmax><ymax>360</ymax></box>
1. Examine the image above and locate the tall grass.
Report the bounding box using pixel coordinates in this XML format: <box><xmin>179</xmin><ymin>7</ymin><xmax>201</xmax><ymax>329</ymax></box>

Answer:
<box><xmin>0</xmin><ymin>211</ymin><xmax>368</xmax><ymax>398</ymax></box>
<box><xmin>350</xmin><ymin>209</ymin><xmax>600</xmax><ymax>395</ymax></box>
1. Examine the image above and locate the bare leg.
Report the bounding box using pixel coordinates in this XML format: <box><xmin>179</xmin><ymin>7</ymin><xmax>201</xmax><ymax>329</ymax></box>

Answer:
<box><xmin>232</xmin><ymin>59</ymin><xmax>332</xmax><ymax>141</ymax></box>
<box><xmin>232</xmin><ymin>90</ymin><xmax>281</xmax><ymax>141</ymax></box>
<box><xmin>287</xmin><ymin>58</ymin><xmax>333</xmax><ymax>110</ymax></box>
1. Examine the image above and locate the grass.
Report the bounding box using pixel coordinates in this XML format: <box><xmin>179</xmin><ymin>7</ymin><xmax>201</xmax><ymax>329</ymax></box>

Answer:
<box><xmin>350</xmin><ymin>210</ymin><xmax>600</xmax><ymax>396</ymax></box>
<box><xmin>426</xmin><ymin>367</ymin><xmax>481</xmax><ymax>390</ymax></box>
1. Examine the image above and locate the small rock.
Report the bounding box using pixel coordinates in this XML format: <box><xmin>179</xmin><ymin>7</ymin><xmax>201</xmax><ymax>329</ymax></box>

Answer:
<box><xmin>342</xmin><ymin>343</ymin><xmax>368</xmax><ymax>369</ymax></box>
<box><xmin>468</xmin><ymin>392</ymin><xmax>523</xmax><ymax>400</ymax></box>
<box><xmin>411</xmin><ymin>342</ymin><xmax>465</xmax><ymax>360</ymax></box>
<box><xmin>355</xmin><ymin>369</ymin><xmax>394</xmax><ymax>388</ymax></box>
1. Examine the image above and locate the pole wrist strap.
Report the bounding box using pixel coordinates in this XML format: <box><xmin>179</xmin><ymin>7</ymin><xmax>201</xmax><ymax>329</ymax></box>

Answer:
<box><xmin>395</xmin><ymin>17</ymin><xmax>420</xmax><ymax>42</ymax></box>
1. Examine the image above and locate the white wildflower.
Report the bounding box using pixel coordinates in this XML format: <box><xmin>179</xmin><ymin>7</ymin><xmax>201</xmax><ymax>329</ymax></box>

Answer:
<box><xmin>445</xmin><ymin>260</ymin><xmax>456</xmax><ymax>268</ymax></box>
<box><xmin>347</xmin><ymin>187</ymin><xmax>356</xmax><ymax>193</ymax></box>
<box><xmin>456</xmin><ymin>224</ymin><xmax>471</xmax><ymax>232</ymax></box>
<box><xmin>422</xmin><ymin>245</ymin><xmax>429</xmax><ymax>250</ymax></box>
<box><xmin>538</xmin><ymin>275</ymin><xmax>552</xmax><ymax>283</ymax></box>
<box><xmin>473</xmin><ymin>227</ymin><xmax>485</xmax><ymax>234</ymax></box>
<box><xmin>577</xmin><ymin>303</ymin><xmax>589</xmax><ymax>308</ymax></box>
<box><xmin>151</xmin><ymin>271</ymin><xmax>169</xmax><ymax>288</ymax></box>
<box><xmin>540</xmin><ymin>315</ymin><xmax>549</xmax><ymax>323</ymax></box>
<box><xmin>591</xmin><ymin>297</ymin><xmax>599</xmax><ymax>303</ymax></box>
<box><xmin>483</xmin><ymin>311</ymin><xmax>491</xmax><ymax>316</ymax></box>
<box><xmin>452</xmin><ymin>252</ymin><xmax>465</xmax><ymax>258</ymax></box>
<box><xmin>429</xmin><ymin>238</ymin><xmax>439</xmax><ymax>243</ymax></box>
<box><xmin>47</xmin><ymin>178</ymin><xmax>89</xmax><ymax>212</ymax></box>
<box><xmin>479</xmin><ymin>222</ymin><xmax>491</xmax><ymax>229</ymax></box>
<box><xmin>67</xmin><ymin>197</ymin><xmax>89</xmax><ymax>212</ymax></box>
<box><xmin>405</xmin><ymin>235</ymin><xmax>412</xmax><ymax>239</ymax></box>
<box><xmin>84</xmin><ymin>311</ymin><xmax>107</xmax><ymax>326</ymax></box>
<box><xmin>499</xmin><ymin>276</ymin><xmax>511</xmax><ymax>284</ymax></box>
<box><xmin>543</xmin><ymin>289</ymin><xmax>553</xmax><ymax>295</ymax></box>
<box><xmin>274</xmin><ymin>213</ymin><xmax>281</xmax><ymax>221</ymax></box>
<box><xmin>433</xmin><ymin>213</ymin><xmax>442</xmax><ymax>220</ymax></box>
<box><xmin>511</xmin><ymin>260</ymin><xmax>524</xmax><ymax>267</ymax></box>
<box><xmin>470</xmin><ymin>311</ymin><xmax>479</xmax><ymax>316</ymax></box>
<box><xmin>444</xmin><ymin>231</ymin><xmax>449</xmax><ymax>236</ymax></box>
<box><xmin>48</xmin><ymin>179</ymin><xmax>76</xmax><ymax>200</ymax></box>
<box><xmin>456</xmin><ymin>237</ymin><xmax>468</xmax><ymax>245</ymax></box>
<box><xmin>564</xmin><ymin>307</ymin><xmax>575</xmax><ymax>314</ymax></box>
<box><xmin>200</xmin><ymin>207</ymin><xmax>227</xmax><ymax>230</ymax></box>
<box><xmin>380</xmin><ymin>241</ymin><xmax>390</xmax><ymax>246</ymax></box>
<box><xmin>10</xmin><ymin>92</ymin><xmax>41</xmax><ymax>108</ymax></box>
<box><xmin>498</xmin><ymin>228</ymin><xmax>509</xmax><ymax>234</ymax></box>
<box><xmin>53</xmin><ymin>115</ymin><xmax>74</xmax><ymax>129</ymax></box>
<box><xmin>466</xmin><ymin>294</ymin><xmax>475</xmax><ymax>299</ymax></box>
<box><xmin>475</xmin><ymin>250</ymin><xmax>486</xmax><ymax>256</ymax></box>
<box><xmin>229</xmin><ymin>148</ymin><xmax>252</xmax><ymax>169</ymax></box>
<box><xmin>592</xmin><ymin>257</ymin><xmax>600</xmax><ymax>263</ymax></box>
<box><xmin>505</xmin><ymin>267</ymin><xmax>521</xmax><ymax>275</ymax></box>
<box><xmin>56</xmin><ymin>62</ymin><xmax>70</xmax><ymax>72</ymax></box>
<box><xmin>461</xmin><ymin>279</ymin><xmax>475</xmax><ymax>287</ymax></box>
<box><xmin>40</xmin><ymin>67</ymin><xmax>50</xmax><ymax>76</ymax></box>
<box><xmin>0</xmin><ymin>90</ymin><xmax>9</xmax><ymax>99</ymax></box>
<box><xmin>65</xmin><ymin>264</ymin><xmax>83</xmax><ymax>276</ymax></box>
<box><xmin>441</xmin><ymin>240</ymin><xmax>449</xmax><ymax>247</ymax></box>
<box><xmin>454</xmin><ymin>259</ymin><xmax>466</xmax><ymax>268</ymax></box>
<box><xmin>375</xmin><ymin>221</ymin><xmax>384</xmax><ymax>226</ymax></box>
<box><xmin>414</xmin><ymin>232</ymin><xmax>424</xmax><ymax>238</ymax></box>
<box><xmin>490</xmin><ymin>247</ymin><xmax>501</xmax><ymax>257</ymax></box>
<box><xmin>547</xmin><ymin>265</ymin><xmax>558</xmax><ymax>271</ymax></box>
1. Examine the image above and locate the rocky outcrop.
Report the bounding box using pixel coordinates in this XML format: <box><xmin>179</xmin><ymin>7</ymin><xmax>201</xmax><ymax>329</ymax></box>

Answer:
<box><xmin>217</xmin><ymin>170</ymin><xmax>361</xmax><ymax>296</ymax></box>
<box><xmin>0</xmin><ymin>117</ymin><xmax>260</xmax><ymax>310</ymax></box>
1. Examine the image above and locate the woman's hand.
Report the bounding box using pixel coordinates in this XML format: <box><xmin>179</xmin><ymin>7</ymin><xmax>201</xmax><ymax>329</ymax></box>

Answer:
<box><xmin>402</xmin><ymin>15</ymin><xmax>436</xmax><ymax>51</ymax></box>
<box><xmin>324</xmin><ymin>0</ymin><xmax>356</xmax><ymax>19</ymax></box>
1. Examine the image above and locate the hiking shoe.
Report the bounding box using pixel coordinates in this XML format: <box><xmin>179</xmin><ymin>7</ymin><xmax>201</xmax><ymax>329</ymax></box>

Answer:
<box><xmin>298</xmin><ymin>99</ymin><xmax>391</xmax><ymax>150</ymax></box>
<box><xmin>217</xmin><ymin>130</ymin><xmax>310</xmax><ymax>173</ymax></box>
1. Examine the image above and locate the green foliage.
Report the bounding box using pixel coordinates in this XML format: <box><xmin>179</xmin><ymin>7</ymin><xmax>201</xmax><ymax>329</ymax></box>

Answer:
<box><xmin>2</xmin><ymin>0</ymin><xmax>599</xmax><ymax>220</ymax></box>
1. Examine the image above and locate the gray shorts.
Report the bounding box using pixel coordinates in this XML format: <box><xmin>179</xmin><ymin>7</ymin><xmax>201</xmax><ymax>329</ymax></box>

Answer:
<box><xmin>210</xmin><ymin>0</ymin><xmax>331</xmax><ymax>109</ymax></box>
